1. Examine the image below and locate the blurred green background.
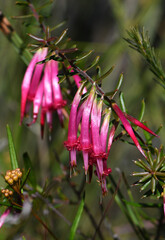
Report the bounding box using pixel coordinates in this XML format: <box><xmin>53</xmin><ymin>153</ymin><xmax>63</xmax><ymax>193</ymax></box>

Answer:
<box><xmin>0</xmin><ymin>0</ymin><xmax>165</xmax><ymax>239</ymax></box>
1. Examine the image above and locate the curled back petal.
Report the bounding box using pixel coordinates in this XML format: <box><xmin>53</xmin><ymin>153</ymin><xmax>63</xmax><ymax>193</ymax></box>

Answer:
<box><xmin>124</xmin><ymin>113</ymin><xmax>159</xmax><ymax>137</ymax></box>
<box><xmin>112</xmin><ymin>102</ymin><xmax>147</xmax><ymax>158</ymax></box>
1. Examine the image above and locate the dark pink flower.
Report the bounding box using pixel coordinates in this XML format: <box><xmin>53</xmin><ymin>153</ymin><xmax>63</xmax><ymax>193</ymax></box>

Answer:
<box><xmin>65</xmin><ymin>86</ymin><xmax>117</xmax><ymax>194</ymax></box>
<box><xmin>21</xmin><ymin>47</ymin><xmax>47</xmax><ymax>124</ymax></box>
<box><xmin>65</xmin><ymin>88</ymin><xmax>158</xmax><ymax>195</ymax></box>
<box><xmin>111</xmin><ymin>102</ymin><xmax>158</xmax><ymax>158</ymax></box>
<box><xmin>0</xmin><ymin>208</ymin><xmax>10</xmax><ymax>228</ymax></box>
<box><xmin>79</xmin><ymin>85</ymin><xmax>96</xmax><ymax>174</ymax></box>
<box><xmin>64</xmin><ymin>84</ymin><xmax>85</xmax><ymax>167</ymax></box>
<box><xmin>20</xmin><ymin>48</ymin><xmax>67</xmax><ymax>137</ymax></box>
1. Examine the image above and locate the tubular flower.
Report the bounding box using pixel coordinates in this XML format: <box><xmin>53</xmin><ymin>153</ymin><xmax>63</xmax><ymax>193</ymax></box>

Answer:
<box><xmin>64</xmin><ymin>85</ymin><xmax>118</xmax><ymax>194</ymax></box>
<box><xmin>64</xmin><ymin>84</ymin><xmax>85</xmax><ymax>167</ymax></box>
<box><xmin>20</xmin><ymin>47</ymin><xmax>67</xmax><ymax>137</ymax></box>
<box><xmin>79</xmin><ymin>85</ymin><xmax>96</xmax><ymax>174</ymax></box>
<box><xmin>111</xmin><ymin>102</ymin><xmax>158</xmax><ymax>158</ymax></box>
<box><xmin>65</xmin><ymin>86</ymin><xmax>158</xmax><ymax>195</ymax></box>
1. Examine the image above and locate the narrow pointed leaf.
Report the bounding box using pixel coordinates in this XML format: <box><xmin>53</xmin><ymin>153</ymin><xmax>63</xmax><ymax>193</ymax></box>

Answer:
<box><xmin>12</xmin><ymin>14</ymin><xmax>33</xmax><ymax>19</ymax></box>
<box><xmin>16</xmin><ymin>1</ymin><xmax>29</xmax><ymax>5</ymax></box>
<box><xmin>139</xmin><ymin>174</ymin><xmax>151</xmax><ymax>183</ymax></box>
<box><xmin>119</xmin><ymin>92</ymin><xmax>127</xmax><ymax>113</ymax></box>
<box><xmin>95</xmin><ymin>65</ymin><xmax>115</xmax><ymax>83</ymax></box>
<box><xmin>50</xmin><ymin>21</ymin><xmax>66</xmax><ymax>32</ymax></box>
<box><xmin>138</xmin><ymin>99</ymin><xmax>145</xmax><ymax>122</ymax></box>
<box><xmin>115</xmin><ymin>73</ymin><xmax>123</xmax><ymax>91</ymax></box>
<box><xmin>85</xmin><ymin>56</ymin><xmax>100</xmax><ymax>71</ymax></box>
<box><xmin>134</xmin><ymin>160</ymin><xmax>148</xmax><ymax>171</ymax></box>
<box><xmin>54</xmin><ymin>29</ymin><xmax>68</xmax><ymax>45</ymax></box>
<box><xmin>140</xmin><ymin>180</ymin><xmax>151</xmax><ymax>191</ymax></box>
<box><xmin>69</xmin><ymin>194</ymin><xmax>85</xmax><ymax>240</ymax></box>
<box><xmin>74</xmin><ymin>50</ymin><xmax>93</xmax><ymax>62</ymax></box>
<box><xmin>6</xmin><ymin>125</ymin><xmax>19</xmax><ymax>170</ymax></box>
<box><xmin>132</xmin><ymin>172</ymin><xmax>149</xmax><ymax>177</ymax></box>
<box><xmin>151</xmin><ymin>178</ymin><xmax>156</xmax><ymax>194</ymax></box>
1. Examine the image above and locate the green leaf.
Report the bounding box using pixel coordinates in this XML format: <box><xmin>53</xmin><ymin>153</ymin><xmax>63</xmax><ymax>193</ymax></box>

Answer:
<box><xmin>95</xmin><ymin>65</ymin><xmax>115</xmax><ymax>84</ymax></box>
<box><xmin>54</xmin><ymin>29</ymin><xmax>68</xmax><ymax>45</ymax></box>
<box><xmin>139</xmin><ymin>174</ymin><xmax>152</xmax><ymax>183</ymax></box>
<box><xmin>6</xmin><ymin>125</ymin><xmax>19</xmax><ymax>170</ymax></box>
<box><xmin>23</xmin><ymin>152</ymin><xmax>37</xmax><ymax>188</ymax></box>
<box><xmin>50</xmin><ymin>21</ymin><xmax>66</xmax><ymax>32</ymax></box>
<box><xmin>74</xmin><ymin>50</ymin><xmax>93</xmax><ymax>62</ymax></box>
<box><xmin>115</xmin><ymin>73</ymin><xmax>123</xmax><ymax>91</ymax></box>
<box><xmin>138</xmin><ymin>99</ymin><xmax>145</xmax><ymax>122</ymax></box>
<box><xmin>123</xmin><ymin>200</ymin><xmax>162</xmax><ymax>208</ymax></box>
<box><xmin>85</xmin><ymin>56</ymin><xmax>100</xmax><ymax>71</ymax></box>
<box><xmin>151</xmin><ymin>177</ymin><xmax>156</xmax><ymax>194</ymax></box>
<box><xmin>109</xmin><ymin>73</ymin><xmax>123</xmax><ymax>99</ymax></box>
<box><xmin>16</xmin><ymin>1</ymin><xmax>29</xmax><ymax>6</ymax></box>
<box><xmin>69</xmin><ymin>194</ymin><xmax>85</xmax><ymax>240</ymax></box>
<box><xmin>140</xmin><ymin>180</ymin><xmax>151</xmax><ymax>191</ymax></box>
<box><xmin>119</xmin><ymin>92</ymin><xmax>127</xmax><ymax>113</ymax></box>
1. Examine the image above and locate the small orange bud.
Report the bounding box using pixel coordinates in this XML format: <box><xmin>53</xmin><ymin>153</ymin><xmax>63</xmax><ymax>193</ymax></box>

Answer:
<box><xmin>17</xmin><ymin>172</ymin><xmax>22</xmax><ymax>178</ymax></box>
<box><xmin>9</xmin><ymin>190</ymin><xmax>13</xmax><ymax>195</ymax></box>
<box><xmin>1</xmin><ymin>189</ymin><xmax>5</xmax><ymax>194</ymax></box>
<box><xmin>13</xmin><ymin>175</ymin><xmax>18</xmax><ymax>182</ymax></box>
<box><xmin>4</xmin><ymin>192</ymin><xmax>9</xmax><ymax>197</ymax></box>
<box><xmin>5</xmin><ymin>175</ymin><xmax>10</xmax><ymax>181</ymax></box>
<box><xmin>6</xmin><ymin>170</ymin><xmax>11</xmax><ymax>176</ymax></box>
<box><xmin>8</xmin><ymin>178</ymin><xmax>13</xmax><ymax>185</ymax></box>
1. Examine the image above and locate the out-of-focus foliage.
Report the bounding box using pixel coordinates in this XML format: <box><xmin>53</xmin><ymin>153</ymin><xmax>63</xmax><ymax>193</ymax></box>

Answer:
<box><xmin>0</xmin><ymin>0</ymin><xmax>165</xmax><ymax>239</ymax></box>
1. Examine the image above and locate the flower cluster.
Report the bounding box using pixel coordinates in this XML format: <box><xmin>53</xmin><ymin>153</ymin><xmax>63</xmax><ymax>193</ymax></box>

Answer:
<box><xmin>0</xmin><ymin>168</ymin><xmax>23</xmax><ymax>228</ymax></box>
<box><xmin>64</xmin><ymin>84</ymin><xmax>158</xmax><ymax>194</ymax></box>
<box><xmin>20</xmin><ymin>47</ymin><xmax>67</xmax><ymax>137</ymax></box>
<box><xmin>64</xmin><ymin>85</ymin><xmax>115</xmax><ymax>194</ymax></box>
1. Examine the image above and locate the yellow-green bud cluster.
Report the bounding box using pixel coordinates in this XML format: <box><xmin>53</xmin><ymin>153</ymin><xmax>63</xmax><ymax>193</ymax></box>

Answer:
<box><xmin>1</xmin><ymin>188</ymin><xmax>13</xmax><ymax>198</ymax></box>
<box><xmin>5</xmin><ymin>168</ymin><xmax>22</xmax><ymax>186</ymax></box>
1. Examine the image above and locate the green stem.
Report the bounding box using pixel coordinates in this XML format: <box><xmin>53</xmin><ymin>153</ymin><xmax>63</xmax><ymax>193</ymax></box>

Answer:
<box><xmin>0</xmin><ymin>10</ymin><xmax>32</xmax><ymax>65</ymax></box>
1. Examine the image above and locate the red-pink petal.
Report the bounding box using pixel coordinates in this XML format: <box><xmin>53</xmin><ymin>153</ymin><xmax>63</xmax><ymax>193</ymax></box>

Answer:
<box><xmin>27</xmin><ymin>48</ymin><xmax>47</xmax><ymax>101</ymax></box>
<box><xmin>51</xmin><ymin>60</ymin><xmax>66</xmax><ymax>109</ymax></box>
<box><xmin>100</xmin><ymin>109</ymin><xmax>111</xmax><ymax>152</ymax></box>
<box><xmin>68</xmin><ymin>84</ymin><xmax>84</xmax><ymax>144</ymax></box>
<box><xmin>0</xmin><ymin>208</ymin><xmax>10</xmax><ymax>228</ymax></box>
<box><xmin>32</xmin><ymin>79</ymin><xmax>44</xmax><ymax>122</ymax></box>
<box><xmin>124</xmin><ymin>113</ymin><xmax>158</xmax><ymax>137</ymax></box>
<box><xmin>43</xmin><ymin>61</ymin><xmax>53</xmax><ymax>109</ymax></box>
<box><xmin>20</xmin><ymin>48</ymin><xmax>47</xmax><ymax>124</ymax></box>
<box><xmin>112</xmin><ymin>102</ymin><xmax>146</xmax><ymax>158</ymax></box>
<box><xmin>107</xmin><ymin>122</ymin><xmax>118</xmax><ymax>156</ymax></box>
<box><xmin>80</xmin><ymin>86</ymin><xmax>95</xmax><ymax>149</ymax></box>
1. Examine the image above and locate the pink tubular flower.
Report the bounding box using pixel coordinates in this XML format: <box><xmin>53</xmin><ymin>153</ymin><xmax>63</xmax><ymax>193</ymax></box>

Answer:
<box><xmin>20</xmin><ymin>48</ymin><xmax>67</xmax><ymax>137</ymax></box>
<box><xmin>65</xmin><ymin>86</ymin><xmax>158</xmax><ymax>195</ymax></box>
<box><xmin>65</xmin><ymin>85</ymin><xmax>117</xmax><ymax>194</ymax></box>
<box><xmin>79</xmin><ymin>85</ymin><xmax>96</xmax><ymax>174</ymax></box>
<box><xmin>0</xmin><ymin>208</ymin><xmax>10</xmax><ymax>228</ymax></box>
<box><xmin>21</xmin><ymin>47</ymin><xmax>47</xmax><ymax>124</ymax></box>
<box><xmin>111</xmin><ymin>102</ymin><xmax>158</xmax><ymax>158</ymax></box>
<box><xmin>64</xmin><ymin>84</ymin><xmax>85</xmax><ymax>167</ymax></box>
